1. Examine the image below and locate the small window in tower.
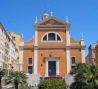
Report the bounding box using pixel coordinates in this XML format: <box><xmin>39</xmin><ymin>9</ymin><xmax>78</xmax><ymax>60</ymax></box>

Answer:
<box><xmin>72</xmin><ymin>57</ymin><xmax>76</xmax><ymax>64</ymax></box>
<box><xmin>43</xmin><ymin>35</ymin><xmax>47</xmax><ymax>41</ymax></box>
<box><xmin>48</xmin><ymin>33</ymin><xmax>55</xmax><ymax>40</ymax></box>
<box><xmin>57</xmin><ymin>35</ymin><xmax>61</xmax><ymax>41</ymax></box>
<box><xmin>28</xmin><ymin>58</ymin><xmax>32</xmax><ymax>64</ymax></box>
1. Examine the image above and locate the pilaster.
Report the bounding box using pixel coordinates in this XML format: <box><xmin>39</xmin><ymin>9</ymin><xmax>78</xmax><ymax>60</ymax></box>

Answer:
<box><xmin>19</xmin><ymin>47</ymin><xmax>24</xmax><ymax>71</ymax></box>
<box><xmin>66</xmin><ymin>26</ymin><xmax>70</xmax><ymax>46</ymax></box>
<box><xmin>66</xmin><ymin>26</ymin><xmax>71</xmax><ymax>74</ymax></box>
<box><xmin>66</xmin><ymin>47</ymin><xmax>70</xmax><ymax>74</ymax></box>
<box><xmin>34</xmin><ymin>27</ymin><xmax>38</xmax><ymax>46</ymax></box>
<box><xmin>80</xmin><ymin>33</ymin><xmax>86</xmax><ymax>63</ymax></box>
<box><xmin>34</xmin><ymin>48</ymin><xmax>38</xmax><ymax>74</ymax></box>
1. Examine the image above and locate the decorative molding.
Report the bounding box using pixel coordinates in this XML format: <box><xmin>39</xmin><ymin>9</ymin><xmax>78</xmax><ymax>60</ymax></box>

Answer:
<box><xmin>34</xmin><ymin>28</ymin><xmax>37</xmax><ymax>46</ymax></box>
<box><xmin>36</xmin><ymin>28</ymin><xmax>66</xmax><ymax>30</ymax></box>
<box><xmin>34</xmin><ymin>48</ymin><xmax>38</xmax><ymax>74</ymax></box>
<box><xmin>66</xmin><ymin>26</ymin><xmax>70</xmax><ymax>46</ymax></box>
<box><xmin>45</xmin><ymin>57</ymin><xmax>59</xmax><ymax>77</ymax></box>
<box><xmin>81</xmin><ymin>48</ymin><xmax>86</xmax><ymax>63</ymax></box>
<box><xmin>33</xmin><ymin>16</ymin><xmax>71</xmax><ymax>27</ymax></box>
<box><xmin>21</xmin><ymin>45</ymin><xmax>85</xmax><ymax>49</ymax></box>
<box><xmin>37</xmin><ymin>25</ymin><xmax>67</xmax><ymax>27</ymax></box>
<box><xmin>41</xmin><ymin>31</ymin><xmax>63</xmax><ymax>42</ymax></box>
<box><xmin>19</xmin><ymin>47</ymin><xmax>24</xmax><ymax>71</ymax></box>
<box><xmin>66</xmin><ymin>47</ymin><xmax>70</xmax><ymax>74</ymax></box>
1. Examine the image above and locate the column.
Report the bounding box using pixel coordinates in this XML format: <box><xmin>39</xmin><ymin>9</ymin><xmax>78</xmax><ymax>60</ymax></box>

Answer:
<box><xmin>19</xmin><ymin>47</ymin><xmax>23</xmax><ymax>71</ymax></box>
<box><xmin>34</xmin><ymin>27</ymin><xmax>37</xmax><ymax>46</ymax></box>
<box><xmin>80</xmin><ymin>33</ymin><xmax>86</xmax><ymax>63</ymax></box>
<box><xmin>66</xmin><ymin>47</ymin><xmax>70</xmax><ymax>74</ymax></box>
<box><xmin>34</xmin><ymin>27</ymin><xmax>38</xmax><ymax>74</ymax></box>
<box><xmin>56</xmin><ymin>59</ymin><xmax>59</xmax><ymax>75</ymax></box>
<box><xmin>45</xmin><ymin>58</ymin><xmax>48</xmax><ymax>77</ymax></box>
<box><xmin>81</xmin><ymin>48</ymin><xmax>86</xmax><ymax>63</ymax></box>
<box><xmin>66</xmin><ymin>27</ymin><xmax>70</xmax><ymax>46</ymax></box>
<box><xmin>34</xmin><ymin>48</ymin><xmax>38</xmax><ymax>74</ymax></box>
<box><xmin>66</xmin><ymin>26</ymin><xmax>71</xmax><ymax>74</ymax></box>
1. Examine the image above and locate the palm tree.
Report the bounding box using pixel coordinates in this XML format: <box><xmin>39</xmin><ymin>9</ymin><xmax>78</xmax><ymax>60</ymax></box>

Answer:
<box><xmin>0</xmin><ymin>69</ymin><xmax>6</xmax><ymax>89</ymax></box>
<box><xmin>70</xmin><ymin>63</ymin><xmax>98</xmax><ymax>89</ymax></box>
<box><xmin>7</xmin><ymin>71</ymin><xmax>28</xmax><ymax>89</ymax></box>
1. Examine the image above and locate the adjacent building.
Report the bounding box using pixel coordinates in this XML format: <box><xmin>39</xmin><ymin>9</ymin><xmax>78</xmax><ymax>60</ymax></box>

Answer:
<box><xmin>86</xmin><ymin>43</ymin><xmax>97</xmax><ymax>64</ymax></box>
<box><xmin>0</xmin><ymin>22</ymin><xmax>18</xmax><ymax>70</ymax></box>
<box><xmin>19</xmin><ymin>11</ymin><xmax>86</xmax><ymax>77</ymax></box>
<box><xmin>95</xmin><ymin>42</ymin><xmax>98</xmax><ymax>65</ymax></box>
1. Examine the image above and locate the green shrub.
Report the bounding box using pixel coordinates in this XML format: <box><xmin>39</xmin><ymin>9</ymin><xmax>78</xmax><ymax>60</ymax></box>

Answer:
<box><xmin>38</xmin><ymin>79</ymin><xmax>68</xmax><ymax>89</ymax></box>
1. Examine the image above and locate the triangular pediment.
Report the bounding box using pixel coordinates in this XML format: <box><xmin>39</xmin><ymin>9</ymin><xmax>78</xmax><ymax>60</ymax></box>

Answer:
<box><xmin>33</xmin><ymin>16</ymin><xmax>71</xmax><ymax>27</ymax></box>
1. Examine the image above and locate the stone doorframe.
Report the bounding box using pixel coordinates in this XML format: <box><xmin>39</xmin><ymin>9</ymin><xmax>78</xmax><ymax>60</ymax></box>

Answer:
<box><xmin>45</xmin><ymin>57</ymin><xmax>59</xmax><ymax>77</ymax></box>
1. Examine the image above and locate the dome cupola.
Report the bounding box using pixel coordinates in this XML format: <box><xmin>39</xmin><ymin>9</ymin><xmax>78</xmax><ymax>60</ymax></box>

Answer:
<box><xmin>41</xmin><ymin>11</ymin><xmax>49</xmax><ymax>20</ymax></box>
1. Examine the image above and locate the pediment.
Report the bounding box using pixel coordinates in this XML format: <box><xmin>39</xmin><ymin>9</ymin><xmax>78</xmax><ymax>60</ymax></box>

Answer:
<box><xmin>33</xmin><ymin>16</ymin><xmax>71</xmax><ymax>27</ymax></box>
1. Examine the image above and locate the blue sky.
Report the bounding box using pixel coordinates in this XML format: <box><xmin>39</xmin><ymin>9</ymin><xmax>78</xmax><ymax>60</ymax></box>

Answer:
<box><xmin>0</xmin><ymin>0</ymin><xmax>98</xmax><ymax>55</ymax></box>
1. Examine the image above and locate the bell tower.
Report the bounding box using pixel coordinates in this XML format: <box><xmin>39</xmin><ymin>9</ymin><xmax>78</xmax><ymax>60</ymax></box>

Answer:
<box><xmin>41</xmin><ymin>11</ymin><xmax>49</xmax><ymax>20</ymax></box>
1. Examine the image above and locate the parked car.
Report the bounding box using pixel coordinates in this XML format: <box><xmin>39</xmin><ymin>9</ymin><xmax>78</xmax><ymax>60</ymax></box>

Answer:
<box><xmin>44</xmin><ymin>75</ymin><xmax>62</xmax><ymax>80</ymax></box>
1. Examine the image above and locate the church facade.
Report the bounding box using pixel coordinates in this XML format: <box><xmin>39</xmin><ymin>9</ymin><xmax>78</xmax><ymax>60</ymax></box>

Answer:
<box><xmin>19</xmin><ymin>11</ymin><xmax>86</xmax><ymax>77</ymax></box>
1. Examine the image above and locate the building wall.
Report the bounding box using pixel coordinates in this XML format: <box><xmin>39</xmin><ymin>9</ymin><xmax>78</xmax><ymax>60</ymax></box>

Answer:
<box><xmin>95</xmin><ymin>44</ymin><xmax>98</xmax><ymax>65</ymax></box>
<box><xmin>0</xmin><ymin>23</ymin><xmax>19</xmax><ymax>70</ymax></box>
<box><xmin>88</xmin><ymin>46</ymin><xmax>93</xmax><ymax>64</ymax></box>
<box><xmin>12</xmin><ymin>59</ymin><xmax>19</xmax><ymax>71</ymax></box>
<box><xmin>38</xmin><ymin>30</ymin><xmax>66</xmax><ymax>46</ymax></box>
<box><xmin>70</xmin><ymin>48</ymin><xmax>81</xmax><ymax>66</ymax></box>
<box><xmin>23</xmin><ymin>48</ymin><xmax>34</xmax><ymax>73</ymax></box>
<box><xmin>11</xmin><ymin>32</ymin><xmax>21</xmax><ymax>57</ymax></box>
<box><xmin>88</xmin><ymin>43</ymin><xmax>97</xmax><ymax>64</ymax></box>
<box><xmin>0</xmin><ymin>23</ymin><xmax>6</xmax><ymax>69</ymax></box>
<box><xmin>37</xmin><ymin>48</ymin><xmax>67</xmax><ymax>77</ymax></box>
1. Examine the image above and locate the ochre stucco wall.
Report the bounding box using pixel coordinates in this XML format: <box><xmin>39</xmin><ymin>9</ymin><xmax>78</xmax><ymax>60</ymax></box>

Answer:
<box><xmin>23</xmin><ymin>48</ymin><xmax>34</xmax><ymax>73</ymax></box>
<box><xmin>37</xmin><ymin>48</ymin><xmax>66</xmax><ymax>77</ymax></box>
<box><xmin>37</xmin><ymin>30</ymin><xmax>66</xmax><ymax>46</ymax></box>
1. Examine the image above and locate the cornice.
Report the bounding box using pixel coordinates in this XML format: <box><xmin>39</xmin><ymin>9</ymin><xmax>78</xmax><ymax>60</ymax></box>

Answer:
<box><xmin>37</xmin><ymin>25</ymin><xmax>66</xmax><ymax>27</ymax></box>
<box><xmin>20</xmin><ymin>45</ymin><xmax>86</xmax><ymax>49</ymax></box>
<box><xmin>35</xmin><ymin>28</ymin><xmax>66</xmax><ymax>30</ymax></box>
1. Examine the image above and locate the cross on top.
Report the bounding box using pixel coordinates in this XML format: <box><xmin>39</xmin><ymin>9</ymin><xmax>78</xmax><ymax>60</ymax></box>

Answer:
<box><xmin>51</xmin><ymin>12</ymin><xmax>53</xmax><ymax>16</ymax></box>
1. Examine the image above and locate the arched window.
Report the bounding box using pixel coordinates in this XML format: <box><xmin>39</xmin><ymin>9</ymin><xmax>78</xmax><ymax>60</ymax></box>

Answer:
<box><xmin>43</xmin><ymin>35</ymin><xmax>47</xmax><ymax>41</ymax></box>
<box><xmin>48</xmin><ymin>33</ymin><xmax>55</xmax><ymax>40</ymax></box>
<box><xmin>42</xmin><ymin>32</ymin><xmax>62</xmax><ymax>42</ymax></box>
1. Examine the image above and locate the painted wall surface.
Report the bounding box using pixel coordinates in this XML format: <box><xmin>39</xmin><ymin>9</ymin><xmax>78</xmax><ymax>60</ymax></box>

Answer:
<box><xmin>11</xmin><ymin>32</ymin><xmax>21</xmax><ymax>57</ymax></box>
<box><xmin>12</xmin><ymin>59</ymin><xmax>19</xmax><ymax>71</ymax></box>
<box><xmin>70</xmin><ymin>48</ymin><xmax>81</xmax><ymax>65</ymax></box>
<box><xmin>23</xmin><ymin>48</ymin><xmax>34</xmax><ymax>73</ymax></box>
<box><xmin>38</xmin><ymin>30</ymin><xmax>66</xmax><ymax>46</ymax></box>
<box><xmin>37</xmin><ymin>48</ymin><xmax>66</xmax><ymax>77</ymax></box>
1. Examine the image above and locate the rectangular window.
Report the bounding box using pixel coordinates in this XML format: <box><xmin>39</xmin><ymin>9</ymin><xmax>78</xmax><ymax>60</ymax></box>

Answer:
<box><xmin>28</xmin><ymin>58</ymin><xmax>32</xmax><ymax>64</ymax></box>
<box><xmin>28</xmin><ymin>66</ymin><xmax>33</xmax><ymax>74</ymax></box>
<box><xmin>12</xmin><ymin>36</ymin><xmax>15</xmax><ymax>41</ymax></box>
<box><xmin>72</xmin><ymin>57</ymin><xmax>76</xmax><ymax>64</ymax></box>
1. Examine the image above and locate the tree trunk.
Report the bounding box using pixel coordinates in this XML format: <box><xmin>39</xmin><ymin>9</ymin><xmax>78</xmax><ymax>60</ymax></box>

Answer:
<box><xmin>15</xmin><ymin>82</ymin><xmax>18</xmax><ymax>89</ymax></box>
<box><xmin>0</xmin><ymin>76</ymin><xmax>2</xmax><ymax>89</ymax></box>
